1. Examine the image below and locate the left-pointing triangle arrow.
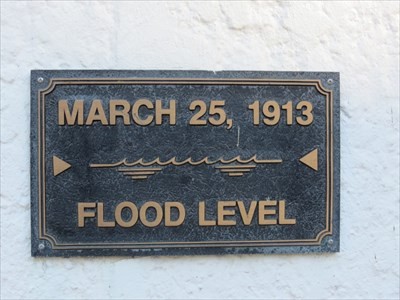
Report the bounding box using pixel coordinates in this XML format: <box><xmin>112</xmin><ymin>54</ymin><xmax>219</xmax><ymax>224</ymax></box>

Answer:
<box><xmin>53</xmin><ymin>156</ymin><xmax>72</xmax><ymax>176</ymax></box>
<box><xmin>299</xmin><ymin>148</ymin><xmax>318</xmax><ymax>171</ymax></box>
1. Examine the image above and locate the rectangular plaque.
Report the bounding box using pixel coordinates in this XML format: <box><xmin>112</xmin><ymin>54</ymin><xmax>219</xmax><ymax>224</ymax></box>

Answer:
<box><xmin>31</xmin><ymin>70</ymin><xmax>340</xmax><ymax>256</ymax></box>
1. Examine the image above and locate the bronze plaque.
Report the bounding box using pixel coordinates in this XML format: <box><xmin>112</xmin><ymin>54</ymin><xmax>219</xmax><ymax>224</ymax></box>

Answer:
<box><xmin>31</xmin><ymin>70</ymin><xmax>340</xmax><ymax>256</ymax></box>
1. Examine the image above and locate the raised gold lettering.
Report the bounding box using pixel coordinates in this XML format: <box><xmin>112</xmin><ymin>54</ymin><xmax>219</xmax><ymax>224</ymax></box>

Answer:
<box><xmin>110</xmin><ymin>100</ymin><xmax>130</xmax><ymax>125</ymax></box>
<box><xmin>78</xmin><ymin>202</ymin><xmax>96</xmax><ymax>227</ymax></box>
<box><xmin>58</xmin><ymin>100</ymin><xmax>84</xmax><ymax>125</ymax></box>
<box><xmin>278</xmin><ymin>200</ymin><xmax>296</xmax><ymax>224</ymax></box>
<box><xmin>198</xmin><ymin>201</ymin><xmax>216</xmax><ymax>226</ymax></box>
<box><xmin>86</xmin><ymin>100</ymin><xmax>108</xmax><ymax>125</ymax></box>
<box><xmin>132</xmin><ymin>99</ymin><xmax>154</xmax><ymax>125</ymax></box>
<box><xmin>115</xmin><ymin>201</ymin><xmax>139</xmax><ymax>227</ymax></box>
<box><xmin>97</xmin><ymin>202</ymin><xmax>116</xmax><ymax>227</ymax></box>
<box><xmin>217</xmin><ymin>201</ymin><xmax>236</xmax><ymax>225</ymax></box>
<box><xmin>237</xmin><ymin>201</ymin><xmax>257</xmax><ymax>225</ymax></box>
<box><xmin>155</xmin><ymin>100</ymin><xmax>176</xmax><ymax>125</ymax></box>
<box><xmin>258</xmin><ymin>200</ymin><xmax>277</xmax><ymax>225</ymax></box>
<box><xmin>140</xmin><ymin>201</ymin><xmax>163</xmax><ymax>227</ymax></box>
<box><xmin>165</xmin><ymin>202</ymin><xmax>185</xmax><ymax>226</ymax></box>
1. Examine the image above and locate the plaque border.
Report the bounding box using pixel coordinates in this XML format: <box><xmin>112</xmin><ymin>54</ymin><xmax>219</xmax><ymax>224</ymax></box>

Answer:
<box><xmin>35</xmin><ymin>77</ymin><xmax>334</xmax><ymax>250</ymax></box>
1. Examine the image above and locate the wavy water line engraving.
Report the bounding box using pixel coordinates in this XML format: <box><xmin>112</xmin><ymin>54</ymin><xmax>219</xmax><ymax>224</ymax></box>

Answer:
<box><xmin>91</xmin><ymin>155</ymin><xmax>282</xmax><ymax>180</ymax></box>
<box><xmin>90</xmin><ymin>155</ymin><xmax>282</xmax><ymax>168</ymax></box>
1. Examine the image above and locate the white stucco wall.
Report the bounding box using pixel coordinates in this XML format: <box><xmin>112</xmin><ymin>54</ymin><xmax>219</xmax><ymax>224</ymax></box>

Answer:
<box><xmin>1</xmin><ymin>1</ymin><xmax>399</xmax><ymax>299</ymax></box>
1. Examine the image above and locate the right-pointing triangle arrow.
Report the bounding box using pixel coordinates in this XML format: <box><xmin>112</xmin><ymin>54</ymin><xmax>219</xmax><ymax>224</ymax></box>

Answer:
<box><xmin>53</xmin><ymin>156</ymin><xmax>72</xmax><ymax>176</ymax></box>
<box><xmin>300</xmin><ymin>148</ymin><xmax>318</xmax><ymax>171</ymax></box>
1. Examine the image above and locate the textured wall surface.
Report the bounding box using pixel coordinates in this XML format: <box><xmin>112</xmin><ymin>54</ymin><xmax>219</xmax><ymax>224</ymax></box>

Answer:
<box><xmin>1</xmin><ymin>1</ymin><xmax>399</xmax><ymax>299</ymax></box>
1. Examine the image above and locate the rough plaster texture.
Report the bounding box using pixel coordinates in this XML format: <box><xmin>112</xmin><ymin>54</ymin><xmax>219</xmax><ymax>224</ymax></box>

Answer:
<box><xmin>0</xmin><ymin>1</ymin><xmax>399</xmax><ymax>299</ymax></box>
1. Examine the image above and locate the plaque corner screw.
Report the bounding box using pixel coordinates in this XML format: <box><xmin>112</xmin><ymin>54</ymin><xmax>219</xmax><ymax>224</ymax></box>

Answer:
<box><xmin>327</xmin><ymin>78</ymin><xmax>334</xmax><ymax>85</ymax></box>
<box><xmin>328</xmin><ymin>238</ymin><xmax>334</xmax><ymax>245</ymax></box>
<box><xmin>37</xmin><ymin>77</ymin><xmax>44</xmax><ymax>83</ymax></box>
<box><xmin>38</xmin><ymin>243</ymin><xmax>45</xmax><ymax>250</ymax></box>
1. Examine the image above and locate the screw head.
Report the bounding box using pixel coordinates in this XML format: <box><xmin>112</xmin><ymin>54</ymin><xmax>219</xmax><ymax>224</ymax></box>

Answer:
<box><xmin>327</xmin><ymin>78</ymin><xmax>334</xmax><ymax>85</ymax></box>
<box><xmin>37</xmin><ymin>77</ymin><xmax>44</xmax><ymax>83</ymax></box>
<box><xmin>328</xmin><ymin>239</ymin><xmax>334</xmax><ymax>245</ymax></box>
<box><xmin>38</xmin><ymin>243</ymin><xmax>45</xmax><ymax>250</ymax></box>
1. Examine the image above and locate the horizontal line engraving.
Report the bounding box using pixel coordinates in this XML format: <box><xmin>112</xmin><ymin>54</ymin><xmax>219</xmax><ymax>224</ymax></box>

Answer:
<box><xmin>117</xmin><ymin>167</ymin><xmax>163</xmax><ymax>172</ymax></box>
<box><xmin>228</xmin><ymin>173</ymin><xmax>244</xmax><ymax>177</ymax></box>
<box><xmin>220</xmin><ymin>169</ymin><xmax>251</xmax><ymax>173</ymax></box>
<box><xmin>131</xmin><ymin>176</ymin><xmax>148</xmax><ymax>180</ymax></box>
<box><xmin>216</xmin><ymin>165</ymin><xmax>257</xmax><ymax>169</ymax></box>
<box><xmin>122</xmin><ymin>171</ymin><xmax>157</xmax><ymax>175</ymax></box>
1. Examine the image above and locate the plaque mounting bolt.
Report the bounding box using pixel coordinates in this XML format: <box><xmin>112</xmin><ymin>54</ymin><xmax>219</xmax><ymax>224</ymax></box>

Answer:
<box><xmin>328</xmin><ymin>239</ymin><xmax>334</xmax><ymax>245</ymax></box>
<box><xmin>38</xmin><ymin>243</ymin><xmax>45</xmax><ymax>250</ymax></box>
<box><xmin>327</xmin><ymin>78</ymin><xmax>334</xmax><ymax>85</ymax></box>
<box><xmin>37</xmin><ymin>77</ymin><xmax>44</xmax><ymax>83</ymax></box>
